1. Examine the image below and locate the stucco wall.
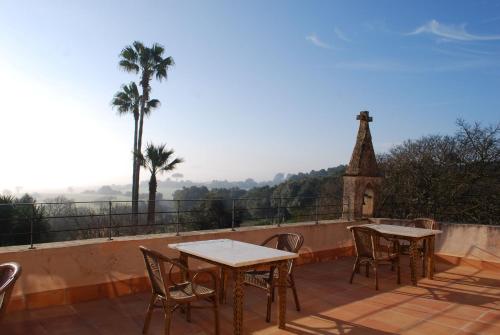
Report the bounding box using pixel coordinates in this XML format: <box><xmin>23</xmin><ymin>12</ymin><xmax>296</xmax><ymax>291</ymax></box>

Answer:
<box><xmin>435</xmin><ymin>222</ymin><xmax>500</xmax><ymax>264</ymax></box>
<box><xmin>1</xmin><ymin>219</ymin><xmax>498</xmax><ymax>311</ymax></box>
<box><xmin>0</xmin><ymin>220</ymin><xmax>356</xmax><ymax>301</ymax></box>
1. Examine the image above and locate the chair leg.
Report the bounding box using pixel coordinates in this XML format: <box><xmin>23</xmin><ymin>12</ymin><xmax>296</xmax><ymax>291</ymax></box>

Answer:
<box><xmin>271</xmin><ymin>286</ymin><xmax>275</xmax><ymax>303</ymax></box>
<box><xmin>186</xmin><ymin>303</ymin><xmax>191</xmax><ymax>322</ymax></box>
<box><xmin>290</xmin><ymin>275</ymin><xmax>301</xmax><ymax>311</ymax></box>
<box><xmin>421</xmin><ymin>239</ymin><xmax>427</xmax><ymax>277</ymax></box>
<box><xmin>373</xmin><ymin>262</ymin><xmax>379</xmax><ymax>290</ymax></box>
<box><xmin>266</xmin><ymin>286</ymin><xmax>273</xmax><ymax>323</ymax></box>
<box><xmin>396</xmin><ymin>258</ymin><xmax>401</xmax><ymax>285</ymax></box>
<box><xmin>212</xmin><ymin>296</ymin><xmax>220</xmax><ymax>335</ymax></box>
<box><xmin>161</xmin><ymin>302</ymin><xmax>172</xmax><ymax>335</ymax></box>
<box><xmin>349</xmin><ymin>257</ymin><xmax>359</xmax><ymax>284</ymax></box>
<box><xmin>142</xmin><ymin>294</ymin><xmax>156</xmax><ymax>334</ymax></box>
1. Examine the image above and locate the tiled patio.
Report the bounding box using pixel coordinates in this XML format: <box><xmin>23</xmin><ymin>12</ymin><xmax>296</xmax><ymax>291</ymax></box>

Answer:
<box><xmin>3</xmin><ymin>256</ymin><xmax>500</xmax><ymax>335</ymax></box>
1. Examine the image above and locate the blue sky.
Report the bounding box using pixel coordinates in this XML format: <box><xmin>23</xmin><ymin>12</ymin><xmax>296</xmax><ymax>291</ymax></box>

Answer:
<box><xmin>0</xmin><ymin>0</ymin><xmax>499</xmax><ymax>191</ymax></box>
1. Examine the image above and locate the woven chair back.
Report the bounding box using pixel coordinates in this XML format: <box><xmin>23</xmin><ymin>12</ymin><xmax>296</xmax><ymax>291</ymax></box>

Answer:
<box><xmin>266</xmin><ymin>233</ymin><xmax>304</xmax><ymax>274</ymax></box>
<box><xmin>413</xmin><ymin>218</ymin><xmax>436</xmax><ymax>230</ymax></box>
<box><xmin>140</xmin><ymin>246</ymin><xmax>168</xmax><ymax>297</ymax></box>
<box><xmin>351</xmin><ymin>226</ymin><xmax>379</xmax><ymax>259</ymax></box>
<box><xmin>0</xmin><ymin>262</ymin><xmax>22</xmax><ymax>320</ymax></box>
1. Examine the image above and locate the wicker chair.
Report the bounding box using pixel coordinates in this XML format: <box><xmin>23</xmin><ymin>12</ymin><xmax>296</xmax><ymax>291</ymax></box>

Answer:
<box><xmin>139</xmin><ymin>246</ymin><xmax>219</xmax><ymax>335</ymax></box>
<box><xmin>244</xmin><ymin>233</ymin><xmax>304</xmax><ymax>323</ymax></box>
<box><xmin>0</xmin><ymin>262</ymin><xmax>22</xmax><ymax>322</ymax></box>
<box><xmin>349</xmin><ymin>226</ymin><xmax>400</xmax><ymax>290</ymax></box>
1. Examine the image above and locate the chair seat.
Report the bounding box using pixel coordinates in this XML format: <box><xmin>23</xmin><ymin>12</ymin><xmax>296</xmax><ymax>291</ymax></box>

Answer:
<box><xmin>378</xmin><ymin>251</ymin><xmax>399</xmax><ymax>261</ymax></box>
<box><xmin>244</xmin><ymin>270</ymin><xmax>276</xmax><ymax>288</ymax></box>
<box><xmin>359</xmin><ymin>252</ymin><xmax>398</xmax><ymax>262</ymax></box>
<box><xmin>169</xmin><ymin>282</ymin><xmax>215</xmax><ymax>301</ymax></box>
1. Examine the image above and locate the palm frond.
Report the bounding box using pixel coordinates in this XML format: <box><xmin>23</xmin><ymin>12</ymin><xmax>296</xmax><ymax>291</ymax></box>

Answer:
<box><xmin>147</xmin><ymin>99</ymin><xmax>161</xmax><ymax>109</ymax></box>
<box><xmin>120</xmin><ymin>46</ymin><xmax>138</xmax><ymax>62</ymax></box>
<box><xmin>111</xmin><ymin>82</ymin><xmax>141</xmax><ymax>117</ymax></box>
<box><xmin>133</xmin><ymin>41</ymin><xmax>145</xmax><ymax>54</ymax></box>
<box><xmin>161</xmin><ymin>157</ymin><xmax>184</xmax><ymax>172</ymax></box>
<box><xmin>119</xmin><ymin>60</ymin><xmax>139</xmax><ymax>73</ymax></box>
<box><xmin>154</xmin><ymin>57</ymin><xmax>174</xmax><ymax>81</ymax></box>
<box><xmin>142</xmin><ymin>143</ymin><xmax>183</xmax><ymax>177</ymax></box>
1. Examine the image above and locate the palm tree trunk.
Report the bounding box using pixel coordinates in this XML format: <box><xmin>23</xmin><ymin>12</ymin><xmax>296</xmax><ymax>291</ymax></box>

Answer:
<box><xmin>134</xmin><ymin>73</ymin><xmax>150</xmax><ymax>227</ymax></box>
<box><xmin>147</xmin><ymin>173</ymin><xmax>157</xmax><ymax>227</ymax></box>
<box><xmin>132</xmin><ymin>114</ymin><xmax>139</xmax><ymax>229</ymax></box>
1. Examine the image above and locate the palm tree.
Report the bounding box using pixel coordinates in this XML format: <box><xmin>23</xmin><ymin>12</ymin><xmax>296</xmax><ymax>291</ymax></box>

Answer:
<box><xmin>111</xmin><ymin>84</ymin><xmax>161</xmax><ymax>224</ymax></box>
<box><xmin>119</xmin><ymin>41</ymin><xmax>174</xmax><ymax>218</ymax></box>
<box><xmin>139</xmin><ymin>143</ymin><xmax>183</xmax><ymax>227</ymax></box>
<box><xmin>111</xmin><ymin>82</ymin><xmax>140</xmax><ymax>200</ymax></box>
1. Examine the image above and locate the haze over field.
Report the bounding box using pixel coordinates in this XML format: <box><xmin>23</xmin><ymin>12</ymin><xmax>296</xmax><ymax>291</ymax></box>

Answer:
<box><xmin>1</xmin><ymin>0</ymin><xmax>499</xmax><ymax>192</ymax></box>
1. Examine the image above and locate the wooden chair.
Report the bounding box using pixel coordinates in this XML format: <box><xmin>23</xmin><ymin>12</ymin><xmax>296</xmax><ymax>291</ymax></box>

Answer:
<box><xmin>139</xmin><ymin>246</ymin><xmax>219</xmax><ymax>335</ymax></box>
<box><xmin>243</xmin><ymin>233</ymin><xmax>304</xmax><ymax>322</ymax></box>
<box><xmin>0</xmin><ymin>262</ymin><xmax>22</xmax><ymax>322</ymax></box>
<box><xmin>349</xmin><ymin>226</ymin><xmax>400</xmax><ymax>290</ymax></box>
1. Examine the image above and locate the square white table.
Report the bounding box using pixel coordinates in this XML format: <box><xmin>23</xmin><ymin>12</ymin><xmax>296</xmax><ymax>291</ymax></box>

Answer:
<box><xmin>168</xmin><ymin>239</ymin><xmax>298</xmax><ymax>334</ymax></box>
<box><xmin>348</xmin><ymin>224</ymin><xmax>442</xmax><ymax>285</ymax></box>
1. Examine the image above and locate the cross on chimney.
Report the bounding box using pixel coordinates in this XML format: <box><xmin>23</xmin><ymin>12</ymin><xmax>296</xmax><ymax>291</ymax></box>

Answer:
<box><xmin>356</xmin><ymin>111</ymin><xmax>373</xmax><ymax>122</ymax></box>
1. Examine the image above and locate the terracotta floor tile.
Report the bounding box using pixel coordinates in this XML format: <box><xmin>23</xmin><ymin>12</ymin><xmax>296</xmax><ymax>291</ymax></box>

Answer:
<box><xmin>463</xmin><ymin>321</ymin><xmax>500</xmax><ymax>335</ymax></box>
<box><xmin>4</xmin><ymin>258</ymin><xmax>500</xmax><ymax>334</ymax></box>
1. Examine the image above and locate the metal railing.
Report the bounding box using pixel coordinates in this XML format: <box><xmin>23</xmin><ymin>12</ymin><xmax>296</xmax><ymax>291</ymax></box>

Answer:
<box><xmin>0</xmin><ymin>196</ymin><xmax>343</xmax><ymax>248</ymax></box>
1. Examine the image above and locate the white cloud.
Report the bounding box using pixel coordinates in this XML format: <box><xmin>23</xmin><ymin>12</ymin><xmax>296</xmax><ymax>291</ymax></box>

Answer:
<box><xmin>306</xmin><ymin>33</ymin><xmax>333</xmax><ymax>49</ymax></box>
<box><xmin>334</xmin><ymin>27</ymin><xmax>351</xmax><ymax>42</ymax></box>
<box><xmin>410</xmin><ymin>19</ymin><xmax>500</xmax><ymax>41</ymax></box>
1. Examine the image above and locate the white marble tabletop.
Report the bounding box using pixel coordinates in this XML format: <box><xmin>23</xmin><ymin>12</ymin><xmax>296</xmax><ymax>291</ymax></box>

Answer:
<box><xmin>348</xmin><ymin>224</ymin><xmax>442</xmax><ymax>238</ymax></box>
<box><xmin>168</xmin><ymin>239</ymin><xmax>298</xmax><ymax>268</ymax></box>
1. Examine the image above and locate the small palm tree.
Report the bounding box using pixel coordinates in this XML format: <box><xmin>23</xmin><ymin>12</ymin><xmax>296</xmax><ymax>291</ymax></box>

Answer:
<box><xmin>119</xmin><ymin>41</ymin><xmax>174</xmax><ymax>215</ymax></box>
<box><xmin>139</xmin><ymin>143</ymin><xmax>183</xmax><ymax>226</ymax></box>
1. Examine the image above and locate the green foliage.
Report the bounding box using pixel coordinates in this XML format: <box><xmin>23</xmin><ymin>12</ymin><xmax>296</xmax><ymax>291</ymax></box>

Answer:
<box><xmin>172</xmin><ymin>165</ymin><xmax>346</xmax><ymax>230</ymax></box>
<box><xmin>0</xmin><ymin>194</ymin><xmax>49</xmax><ymax>246</ymax></box>
<box><xmin>378</xmin><ymin>120</ymin><xmax>499</xmax><ymax>223</ymax></box>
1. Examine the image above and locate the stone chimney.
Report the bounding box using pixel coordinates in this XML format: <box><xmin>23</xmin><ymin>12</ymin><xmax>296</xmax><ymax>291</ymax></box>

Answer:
<box><xmin>342</xmin><ymin>111</ymin><xmax>383</xmax><ymax>220</ymax></box>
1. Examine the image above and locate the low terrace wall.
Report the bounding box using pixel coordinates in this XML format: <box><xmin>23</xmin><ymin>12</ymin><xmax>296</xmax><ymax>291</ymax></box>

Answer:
<box><xmin>1</xmin><ymin>219</ymin><xmax>498</xmax><ymax>312</ymax></box>
<box><xmin>0</xmin><ymin>220</ymin><xmax>357</xmax><ymax>311</ymax></box>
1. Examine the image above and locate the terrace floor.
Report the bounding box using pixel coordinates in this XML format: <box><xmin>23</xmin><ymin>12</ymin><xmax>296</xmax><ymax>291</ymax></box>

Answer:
<box><xmin>3</xmin><ymin>256</ymin><xmax>500</xmax><ymax>335</ymax></box>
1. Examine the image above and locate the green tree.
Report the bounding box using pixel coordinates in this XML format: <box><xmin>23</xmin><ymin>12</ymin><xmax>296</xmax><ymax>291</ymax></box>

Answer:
<box><xmin>119</xmin><ymin>41</ymin><xmax>174</xmax><ymax>222</ymax></box>
<box><xmin>378</xmin><ymin>120</ymin><xmax>499</xmax><ymax>223</ymax></box>
<box><xmin>140</xmin><ymin>143</ymin><xmax>183</xmax><ymax>227</ymax></box>
<box><xmin>0</xmin><ymin>194</ymin><xmax>49</xmax><ymax>246</ymax></box>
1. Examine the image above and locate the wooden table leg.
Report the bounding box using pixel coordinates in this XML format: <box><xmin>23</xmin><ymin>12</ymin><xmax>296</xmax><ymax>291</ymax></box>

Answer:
<box><xmin>219</xmin><ymin>268</ymin><xmax>226</xmax><ymax>304</ymax></box>
<box><xmin>179</xmin><ymin>252</ymin><xmax>188</xmax><ymax>281</ymax></box>
<box><xmin>421</xmin><ymin>239</ymin><xmax>427</xmax><ymax>278</ymax></box>
<box><xmin>409</xmin><ymin>240</ymin><xmax>418</xmax><ymax>286</ymax></box>
<box><xmin>427</xmin><ymin>235</ymin><xmax>435</xmax><ymax>280</ymax></box>
<box><xmin>277</xmin><ymin>261</ymin><xmax>287</xmax><ymax>329</ymax></box>
<box><xmin>233</xmin><ymin>269</ymin><xmax>244</xmax><ymax>335</ymax></box>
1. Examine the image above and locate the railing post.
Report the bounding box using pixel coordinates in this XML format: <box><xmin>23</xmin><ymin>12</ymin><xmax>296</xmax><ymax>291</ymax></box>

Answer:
<box><xmin>315</xmin><ymin>198</ymin><xmax>319</xmax><ymax>224</ymax></box>
<box><xmin>176</xmin><ymin>200</ymin><xmax>180</xmax><ymax>236</ymax></box>
<box><xmin>29</xmin><ymin>204</ymin><xmax>35</xmax><ymax>249</ymax></box>
<box><xmin>231</xmin><ymin>199</ymin><xmax>236</xmax><ymax>231</ymax></box>
<box><xmin>277</xmin><ymin>198</ymin><xmax>281</xmax><ymax>227</ymax></box>
<box><xmin>108</xmin><ymin>201</ymin><xmax>113</xmax><ymax>241</ymax></box>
